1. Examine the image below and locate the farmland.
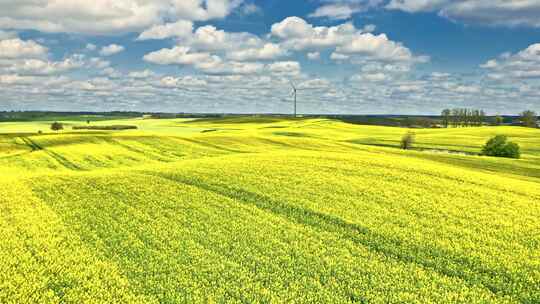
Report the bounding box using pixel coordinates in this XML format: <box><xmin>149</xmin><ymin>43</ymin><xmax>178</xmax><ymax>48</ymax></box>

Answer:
<box><xmin>0</xmin><ymin>116</ymin><xmax>539</xmax><ymax>303</ymax></box>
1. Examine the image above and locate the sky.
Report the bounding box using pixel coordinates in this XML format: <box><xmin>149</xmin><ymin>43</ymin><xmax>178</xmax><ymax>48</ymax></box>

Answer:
<box><xmin>1</xmin><ymin>0</ymin><xmax>540</xmax><ymax>115</ymax></box>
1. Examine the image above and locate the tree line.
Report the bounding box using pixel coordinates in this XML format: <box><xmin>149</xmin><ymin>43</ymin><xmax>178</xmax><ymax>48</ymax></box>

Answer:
<box><xmin>441</xmin><ymin>108</ymin><xmax>486</xmax><ymax>128</ymax></box>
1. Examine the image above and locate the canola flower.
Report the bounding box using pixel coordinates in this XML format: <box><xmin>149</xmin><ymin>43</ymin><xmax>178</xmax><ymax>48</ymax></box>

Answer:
<box><xmin>0</xmin><ymin>117</ymin><xmax>539</xmax><ymax>303</ymax></box>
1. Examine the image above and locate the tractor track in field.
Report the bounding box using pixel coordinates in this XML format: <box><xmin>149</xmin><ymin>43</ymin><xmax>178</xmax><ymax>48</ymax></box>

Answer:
<box><xmin>20</xmin><ymin>136</ymin><xmax>43</xmax><ymax>151</ymax></box>
<box><xmin>19</xmin><ymin>136</ymin><xmax>82</xmax><ymax>170</ymax></box>
<box><xmin>145</xmin><ymin>171</ymin><xmax>521</xmax><ymax>302</ymax></box>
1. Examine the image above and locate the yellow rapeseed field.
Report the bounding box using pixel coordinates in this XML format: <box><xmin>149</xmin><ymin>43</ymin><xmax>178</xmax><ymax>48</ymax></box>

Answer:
<box><xmin>0</xmin><ymin>117</ymin><xmax>539</xmax><ymax>303</ymax></box>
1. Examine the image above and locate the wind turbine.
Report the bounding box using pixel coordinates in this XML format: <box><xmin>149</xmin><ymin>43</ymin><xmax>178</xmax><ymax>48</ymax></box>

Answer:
<box><xmin>290</xmin><ymin>81</ymin><xmax>298</xmax><ymax>117</ymax></box>
<box><xmin>289</xmin><ymin>81</ymin><xmax>322</xmax><ymax>117</ymax></box>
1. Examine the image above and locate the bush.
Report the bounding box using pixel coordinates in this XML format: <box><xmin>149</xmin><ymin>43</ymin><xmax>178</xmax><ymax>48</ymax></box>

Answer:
<box><xmin>50</xmin><ymin>122</ymin><xmax>63</xmax><ymax>131</ymax></box>
<box><xmin>482</xmin><ymin>135</ymin><xmax>520</xmax><ymax>159</ymax></box>
<box><xmin>400</xmin><ymin>131</ymin><xmax>415</xmax><ymax>150</ymax></box>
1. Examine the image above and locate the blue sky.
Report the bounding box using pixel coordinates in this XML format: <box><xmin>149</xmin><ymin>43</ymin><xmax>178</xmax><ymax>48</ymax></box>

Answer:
<box><xmin>1</xmin><ymin>0</ymin><xmax>540</xmax><ymax>114</ymax></box>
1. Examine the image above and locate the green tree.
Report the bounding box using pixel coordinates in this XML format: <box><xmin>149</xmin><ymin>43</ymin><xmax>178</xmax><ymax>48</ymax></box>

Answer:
<box><xmin>482</xmin><ymin>135</ymin><xmax>520</xmax><ymax>159</ymax></box>
<box><xmin>520</xmin><ymin>110</ymin><xmax>538</xmax><ymax>128</ymax></box>
<box><xmin>50</xmin><ymin>121</ymin><xmax>64</xmax><ymax>132</ymax></box>
<box><xmin>400</xmin><ymin>131</ymin><xmax>415</xmax><ymax>150</ymax></box>
<box><xmin>495</xmin><ymin>115</ymin><xmax>504</xmax><ymax>126</ymax></box>
<box><xmin>441</xmin><ymin>109</ymin><xmax>451</xmax><ymax>128</ymax></box>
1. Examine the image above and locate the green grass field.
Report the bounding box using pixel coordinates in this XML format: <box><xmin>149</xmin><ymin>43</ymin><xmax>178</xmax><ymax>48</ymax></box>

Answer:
<box><xmin>1</xmin><ymin>117</ymin><xmax>539</xmax><ymax>303</ymax></box>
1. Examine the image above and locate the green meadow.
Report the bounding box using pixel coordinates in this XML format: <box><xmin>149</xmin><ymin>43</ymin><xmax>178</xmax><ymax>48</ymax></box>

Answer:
<box><xmin>1</xmin><ymin>116</ymin><xmax>539</xmax><ymax>303</ymax></box>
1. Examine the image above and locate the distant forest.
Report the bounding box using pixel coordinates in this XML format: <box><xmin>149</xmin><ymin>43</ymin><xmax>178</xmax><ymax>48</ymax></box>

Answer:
<box><xmin>0</xmin><ymin>110</ymin><xmax>531</xmax><ymax>128</ymax></box>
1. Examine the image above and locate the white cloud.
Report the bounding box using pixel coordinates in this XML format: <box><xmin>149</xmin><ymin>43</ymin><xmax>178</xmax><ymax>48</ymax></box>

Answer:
<box><xmin>271</xmin><ymin>17</ymin><xmax>318</xmax><ymax>40</ymax></box>
<box><xmin>226</xmin><ymin>43</ymin><xmax>288</xmax><ymax>61</ymax></box>
<box><xmin>86</xmin><ymin>43</ymin><xmax>97</xmax><ymax>51</ymax></box>
<box><xmin>0</xmin><ymin>38</ymin><xmax>47</xmax><ymax>59</ymax></box>
<box><xmin>386</xmin><ymin>0</ymin><xmax>449</xmax><ymax>13</ymax></box>
<box><xmin>296</xmin><ymin>78</ymin><xmax>331</xmax><ymax>89</ymax></box>
<box><xmin>129</xmin><ymin>69</ymin><xmax>156</xmax><ymax>79</ymax></box>
<box><xmin>330</xmin><ymin>52</ymin><xmax>350</xmax><ymax>61</ymax></box>
<box><xmin>308</xmin><ymin>4</ymin><xmax>365</xmax><ymax>20</ymax></box>
<box><xmin>171</xmin><ymin>0</ymin><xmax>244</xmax><ymax>21</ymax></box>
<box><xmin>270</xmin><ymin>17</ymin><xmax>355</xmax><ymax>49</ymax></box>
<box><xmin>137</xmin><ymin>20</ymin><xmax>194</xmax><ymax>41</ymax></box>
<box><xmin>239</xmin><ymin>3</ymin><xmax>262</xmax><ymax>15</ymax></box>
<box><xmin>386</xmin><ymin>0</ymin><xmax>540</xmax><ymax>28</ymax></box>
<box><xmin>99</xmin><ymin>44</ymin><xmax>125</xmax><ymax>56</ymax></box>
<box><xmin>481</xmin><ymin>43</ymin><xmax>540</xmax><ymax>79</ymax></box>
<box><xmin>143</xmin><ymin>46</ymin><xmax>265</xmax><ymax>75</ymax></box>
<box><xmin>441</xmin><ymin>1</ymin><xmax>540</xmax><ymax>28</ymax></box>
<box><xmin>307</xmin><ymin>52</ymin><xmax>321</xmax><ymax>60</ymax></box>
<box><xmin>100</xmin><ymin>67</ymin><xmax>122</xmax><ymax>79</ymax></box>
<box><xmin>351</xmin><ymin>72</ymin><xmax>389</xmax><ymax>82</ymax></box>
<box><xmin>2</xmin><ymin>57</ymin><xmax>83</xmax><ymax>76</ymax></box>
<box><xmin>0</xmin><ymin>74</ymin><xmax>39</xmax><ymax>85</ymax></box>
<box><xmin>336</xmin><ymin>33</ymin><xmax>416</xmax><ymax>62</ymax></box>
<box><xmin>362</xmin><ymin>24</ymin><xmax>377</xmax><ymax>33</ymax></box>
<box><xmin>267</xmin><ymin>61</ymin><xmax>301</xmax><ymax>76</ymax></box>
<box><xmin>158</xmin><ymin>76</ymin><xmax>208</xmax><ymax>88</ymax></box>
<box><xmin>197</xmin><ymin>59</ymin><xmax>264</xmax><ymax>75</ymax></box>
<box><xmin>143</xmin><ymin>46</ymin><xmax>212</xmax><ymax>65</ymax></box>
<box><xmin>88</xmin><ymin>57</ymin><xmax>111</xmax><ymax>69</ymax></box>
<box><xmin>184</xmin><ymin>25</ymin><xmax>263</xmax><ymax>52</ymax></box>
<box><xmin>271</xmin><ymin>17</ymin><xmax>425</xmax><ymax>63</ymax></box>
<box><xmin>430</xmin><ymin>72</ymin><xmax>451</xmax><ymax>79</ymax></box>
<box><xmin>0</xmin><ymin>0</ymin><xmax>243</xmax><ymax>35</ymax></box>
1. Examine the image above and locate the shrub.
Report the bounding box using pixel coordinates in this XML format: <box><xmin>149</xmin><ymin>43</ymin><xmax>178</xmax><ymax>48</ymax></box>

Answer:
<box><xmin>400</xmin><ymin>131</ymin><xmax>415</xmax><ymax>150</ymax></box>
<box><xmin>50</xmin><ymin>122</ymin><xmax>64</xmax><ymax>132</ymax></box>
<box><xmin>482</xmin><ymin>135</ymin><xmax>520</xmax><ymax>159</ymax></box>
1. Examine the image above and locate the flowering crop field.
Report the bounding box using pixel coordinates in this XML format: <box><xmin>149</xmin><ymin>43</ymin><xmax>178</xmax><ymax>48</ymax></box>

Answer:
<box><xmin>0</xmin><ymin>117</ymin><xmax>539</xmax><ymax>303</ymax></box>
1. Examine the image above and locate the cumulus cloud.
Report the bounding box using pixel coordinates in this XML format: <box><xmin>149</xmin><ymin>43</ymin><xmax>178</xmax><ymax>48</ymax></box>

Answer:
<box><xmin>143</xmin><ymin>46</ymin><xmax>212</xmax><ymax>65</ymax></box>
<box><xmin>1</xmin><ymin>3</ymin><xmax>537</xmax><ymax>114</ymax></box>
<box><xmin>99</xmin><ymin>44</ymin><xmax>125</xmax><ymax>56</ymax></box>
<box><xmin>128</xmin><ymin>69</ymin><xmax>157</xmax><ymax>79</ymax></box>
<box><xmin>143</xmin><ymin>43</ymin><xmax>301</xmax><ymax>76</ymax></box>
<box><xmin>0</xmin><ymin>38</ymin><xmax>48</xmax><ymax>59</ymax></box>
<box><xmin>272</xmin><ymin>17</ymin><xmax>425</xmax><ymax>63</ymax></box>
<box><xmin>182</xmin><ymin>25</ymin><xmax>264</xmax><ymax>52</ymax></box>
<box><xmin>336</xmin><ymin>33</ymin><xmax>416</xmax><ymax>62</ymax></box>
<box><xmin>158</xmin><ymin>76</ymin><xmax>208</xmax><ymax>88</ymax></box>
<box><xmin>267</xmin><ymin>61</ymin><xmax>301</xmax><ymax>76</ymax></box>
<box><xmin>143</xmin><ymin>46</ymin><xmax>266</xmax><ymax>75</ymax></box>
<box><xmin>386</xmin><ymin>0</ymin><xmax>449</xmax><ymax>12</ymax></box>
<box><xmin>386</xmin><ymin>0</ymin><xmax>540</xmax><ymax>28</ymax></box>
<box><xmin>351</xmin><ymin>72</ymin><xmax>389</xmax><ymax>82</ymax></box>
<box><xmin>85</xmin><ymin>43</ymin><xmax>97</xmax><ymax>51</ymax></box>
<box><xmin>330</xmin><ymin>52</ymin><xmax>350</xmax><ymax>61</ymax></box>
<box><xmin>239</xmin><ymin>3</ymin><xmax>262</xmax><ymax>15</ymax></box>
<box><xmin>226</xmin><ymin>43</ymin><xmax>288</xmax><ymax>61</ymax></box>
<box><xmin>0</xmin><ymin>0</ymin><xmax>244</xmax><ymax>35</ymax></box>
<box><xmin>100</xmin><ymin>67</ymin><xmax>122</xmax><ymax>79</ymax></box>
<box><xmin>480</xmin><ymin>43</ymin><xmax>540</xmax><ymax>79</ymax></box>
<box><xmin>137</xmin><ymin>20</ymin><xmax>194</xmax><ymax>41</ymax></box>
<box><xmin>307</xmin><ymin>52</ymin><xmax>321</xmax><ymax>60</ymax></box>
<box><xmin>308</xmin><ymin>4</ymin><xmax>365</xmax><ymax>20</ymax></box>
<box><xmin>2</xmin><ymin>57</ymin><xmax>84</xmax><ymax>76</ymax></box>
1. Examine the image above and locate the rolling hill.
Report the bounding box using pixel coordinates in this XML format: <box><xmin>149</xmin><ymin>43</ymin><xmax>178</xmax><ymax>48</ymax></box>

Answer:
<box><xmin>1</xmin><ymin>117</ymin><xmax>539</xmax><ymax>303</ymax></box>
